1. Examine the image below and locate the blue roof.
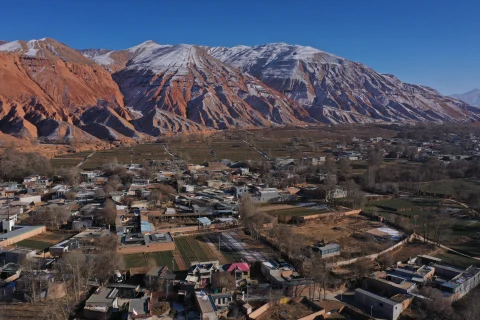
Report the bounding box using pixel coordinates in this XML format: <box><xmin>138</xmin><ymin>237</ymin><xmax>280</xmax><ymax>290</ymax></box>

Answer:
<box><xmin>197</xmin><ymin>217</ymin><xmax>212</xmax><ymax>225</ymax></box>
<box><xmin>140</xmin><ymin>221</ymin><xmax>152</xmax><ymax>233</ymax></box>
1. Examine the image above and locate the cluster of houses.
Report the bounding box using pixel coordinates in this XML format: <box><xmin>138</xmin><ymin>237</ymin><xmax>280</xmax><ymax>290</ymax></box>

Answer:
<box><xmin>0</xmin><ymin>144</ymin><xmax>480</xmax><ymax>320</ymax></box>
<box><xmin>353</xmin><ymin>254</ymin><xmax>480</xmax><ymax>320</ymax></box>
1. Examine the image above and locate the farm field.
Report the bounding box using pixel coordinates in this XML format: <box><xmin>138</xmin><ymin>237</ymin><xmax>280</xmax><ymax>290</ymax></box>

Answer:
<box><xmin>434</xmin><ymin>250</ymin><xmax>480</xmax><ymax>269</ymax></box>
<box><xmin>366</xmin><ymin>196</ymin><xmax>480</xmax><ymax>257</ymax></box>
<box><xmin>421</xmin><ymin>179</ymin><xmax>480</xmax><ymax>197</ymax></box>
<box><xmin>0</xmin><ymin>302</ymin><xmax>47</xmax><ymax>320</ymax></box>
<box><xmin>52</xmin><ymin>144</ymin><xmax>172</xmax><ymax>169</ymax></box>
<box><xmin>209</xmin><ymin>138</ymin><xmax>263</xmax><ymax>161</ymax></box>
<box><xmin>123</xmin><ymin>251</ymin><xmax>178</xmax><ymax>270</ymax></box>
<box><xmin>14</xmin><ymin>231</ymin><xmax>75</xmax><ymax>251</ymax></box>
<box><xmin>50</xmin><ymin>125</ymin><xmax>400</xmax><ymax>167</ymax></box>
<box><xmin>370</xmin><ymin>197</ymin><xmax>442</xmax><ymax>211</ymax></box>
<box><xmin>174</xmin><ymin>231</ymin><xmax>277</xmax><ymax>266</ymax></box>
<box><xmin>169</xmin><ymin>140</ymin><xmax>213</xmax><ymax>164</ymax></box>
<box><xmin>265</xmin><ymin>205</ymin><xmax>333</xmax><ymax>217</ymax></box>
<box><xmin>201</xmin><ymin>230</ymin><xmax>277</xmax><ymax>264</ymax></box>
<box><xmin>82</xmin><ymin>144</ymin><xmax>171</xmax><ymax>169</ymax></box>
<box><xmin>50</xmin><ymin>157</ymin><xmax>83</xmax><ymax>168</ymax></box>
<box><xmin>174</xmin><ymin>236</ymin><xmax>224</xmax><ymax>268</ymax></box>
<box><xmin>15</xmin><ymin>239</ymin><xmax>52</xmax><ymax>251</ymax></box>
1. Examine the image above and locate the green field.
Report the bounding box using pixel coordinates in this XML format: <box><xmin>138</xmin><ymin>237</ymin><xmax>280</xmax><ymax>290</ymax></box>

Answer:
<box><xmin>123</xmin><ymin>251</ymin><xmax>178</xmax><ymax>270</ymax></box>
<box><xmin>123</xmin><ymin>253</ymin><xmax>146</xmax><ymax>269</ymax></box>
<box><xmin>267</xmin><ymin>206</ymin><xmax>333</xmax><ymax>217</ymax></box>
<box><xmin>421</xmin><ymin>179</ymin><xmax>480</xmax><ymax>197</ymax></box>
<box><xmin>209</xmin><ymin>138</ymin><xmax>263</xmax><ymax>161</ymax></box>
<box><xmin>174</xmin><ymin>236</ymin><xmax>218</xmax><ymax>266</ymax></box>
<box><xmin>15</xmin><ymin>239</ymin><xmax>52</xmax><ymax>251</ymax></box>
<box><xmin>147</xmin><ymin>251</ymin><xmax>178</xmax><ymax>271</ymax></box>
<box><xmin>371</xmin><ymin>198</ymin><xmax>442</xmax><ymax>211</ymax></box>
<box><xmin>434</xmin><ymin>251</ymin><xmax>480</xmax><ymax>269</ymax></box>
<box><xmin>50</xmin><ymin>158</ymin><xmax>82</xmax><ymax>168</ymax></box>
<box><xmin>80</xmin><ymin>144</ymin><xmax>171</xmax><ymax>169</ymax></box>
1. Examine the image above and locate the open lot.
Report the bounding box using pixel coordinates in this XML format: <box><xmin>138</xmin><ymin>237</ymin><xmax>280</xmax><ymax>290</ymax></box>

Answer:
<box><xmin>281</xmin><ymin>215</ymin><xmax>401</xmax><ymax>259</ymax></box>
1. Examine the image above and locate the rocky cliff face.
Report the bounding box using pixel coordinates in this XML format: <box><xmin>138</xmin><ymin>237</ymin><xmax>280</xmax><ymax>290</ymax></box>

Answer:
<box><xmin>0</xmin><ymin>38</ymin><xmax>140</xmax><ymax>142</ymax></box>
<box><xmin>112</xmin><ymin>42</ymin><xmax>313</xmax><ymax>135</ymax></box>
<box><xmin>0</xmin><ymin>38</ymin><xmax>477</xmax><ymax>143</ymax></box>
<box><xmin>209</xmin><ymin>43</ymin><xmax>479</xmax><ymax>123</ymax></box>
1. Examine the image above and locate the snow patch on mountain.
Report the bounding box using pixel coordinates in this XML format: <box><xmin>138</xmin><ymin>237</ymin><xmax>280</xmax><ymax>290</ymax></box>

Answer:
<box><xmin>0</xmin><ymin>40</ymin><xmax>24</xmax><ymax>52</ymax></box>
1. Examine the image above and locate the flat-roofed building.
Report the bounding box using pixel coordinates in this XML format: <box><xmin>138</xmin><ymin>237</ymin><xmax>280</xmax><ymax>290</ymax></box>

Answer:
<box><xmin>0</xmin><ymin>225</ymin><xmax>46</xmax><ymax>247</ymax></box>
<box><xmin>354</xmin><ymin>288</ymin><xmax>404</xmax><ymax>320</ymax></box>
<box><xmin>311</xmin><ymin>242</ymin><xmax>341</xmax><ymax>258</ymax></box>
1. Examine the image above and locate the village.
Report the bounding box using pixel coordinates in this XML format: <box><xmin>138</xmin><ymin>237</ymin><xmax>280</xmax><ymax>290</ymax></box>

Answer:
<box><xmin>1</xmin><ymin>125</ymin><xmax>480</xmax><ymax>320</ymax></box>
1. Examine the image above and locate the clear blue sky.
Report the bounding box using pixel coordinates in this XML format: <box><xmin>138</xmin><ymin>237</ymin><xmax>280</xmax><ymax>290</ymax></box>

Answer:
<box><xmin>1</xmin><ymin>0</ymin><xmax>478</xmax><ymax>95</ymax></box>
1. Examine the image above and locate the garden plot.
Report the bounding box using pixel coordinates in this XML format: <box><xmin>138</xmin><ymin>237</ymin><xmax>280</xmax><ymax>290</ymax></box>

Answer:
<box><xmin>202</xmin><ymin>230</ymin><xmax>277</xmax><ymax>263</ymax></box>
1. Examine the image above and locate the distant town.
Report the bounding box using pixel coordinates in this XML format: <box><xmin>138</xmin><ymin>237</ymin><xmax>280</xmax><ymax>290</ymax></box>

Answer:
<box><xmin>1</xmin><ymin>124</ymin><xmax>480</xmax><ymax>320</ymax></box>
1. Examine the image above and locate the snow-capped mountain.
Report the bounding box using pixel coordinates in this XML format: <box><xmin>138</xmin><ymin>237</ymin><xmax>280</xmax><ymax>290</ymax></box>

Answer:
<box><xmin>113</xmin><ymin>42</ymin><xmax>312</xmax><ymax>135</ymax></box>
<box><xmin>209</xmin><ymin>43</ymin><xmax>478</xmax><ymax>123</ymax></box>
<box><xmin>451</xmin><ymin>89</ymin><xmax>480</xmax><ymax>107</ymax></box>
<box><xmin>0</xmin><ymin>37</ymin><xmax>478</xmax><ymax>143</ymax></box>
<box><xmin>0</xmin><ymin>38</ymin><xmax>95</xmax><ymax>64</ymax></box>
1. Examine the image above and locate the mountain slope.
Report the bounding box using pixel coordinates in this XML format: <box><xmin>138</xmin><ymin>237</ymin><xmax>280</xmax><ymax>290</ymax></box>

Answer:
<box><xmin>0</xmin><ymin>38</ymin><xmax>141</xmax><ymax>142</ymax></box>
<box><xmin>451</xmin><ymin>89</ymin><xmax>480</xmax><ymax>107</ymax></box>
<box><xmin>209</xmin><ymin>43</ymin><xmax>478</xmax><ymax>123</ymax></box>
<box><xmin>0</xmin><ymin>38</ymin><xmax>478</xmax><ymax>145</ymax></box>
<box><xmin>113</xmin><ymin>41</ymin><xmax>313</xmax><ymax>133</ymax></box>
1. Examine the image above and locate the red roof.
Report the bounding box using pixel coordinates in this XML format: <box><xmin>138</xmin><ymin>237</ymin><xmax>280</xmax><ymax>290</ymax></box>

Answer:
<box><xmin>226</xmin><ymin>263</ymin><xmax>250</xmax><ymax>272</ymax></box>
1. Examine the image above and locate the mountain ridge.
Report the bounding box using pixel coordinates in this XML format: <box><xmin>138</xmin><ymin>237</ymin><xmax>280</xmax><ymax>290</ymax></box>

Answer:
<box><xmin>0</xmin><ymin>38</ymin><xmax>477</xmax><ymax>144</ymax></box>
<box><xmin>451</xmin><ymin>89</ymin><xmax>480</xmax><ymax>107</ymax></box>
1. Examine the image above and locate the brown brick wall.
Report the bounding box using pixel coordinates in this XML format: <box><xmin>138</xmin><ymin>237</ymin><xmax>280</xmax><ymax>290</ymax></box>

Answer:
<box><xmin>0</xmin><ymin>226</ymin><xmax>46</xmax><ymax>247</ymax></box>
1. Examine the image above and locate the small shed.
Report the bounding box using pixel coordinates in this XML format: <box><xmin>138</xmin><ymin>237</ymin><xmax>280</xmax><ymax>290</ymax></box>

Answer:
<box><xmin>197</xmin><ymin>217</ymin><xmax>212</xmax><ymax>226</ymax></box>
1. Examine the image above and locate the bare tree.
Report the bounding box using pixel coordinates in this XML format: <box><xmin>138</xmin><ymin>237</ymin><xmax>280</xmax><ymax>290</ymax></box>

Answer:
<box><xmin>96</xmin><ymin>199</ymin><xmax>117</xmax><ymax>226</ymax></box>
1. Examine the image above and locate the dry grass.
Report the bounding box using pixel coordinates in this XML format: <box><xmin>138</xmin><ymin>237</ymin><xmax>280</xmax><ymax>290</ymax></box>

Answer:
<box><xmin>285</xmin><ymin>216</ymin><xmax>395</xmax><ymax>257</ymax></box>
<box><xmin>268</xmin><ymin>301</ymin><xmax>315</xmax><ymax>320</ymax></box>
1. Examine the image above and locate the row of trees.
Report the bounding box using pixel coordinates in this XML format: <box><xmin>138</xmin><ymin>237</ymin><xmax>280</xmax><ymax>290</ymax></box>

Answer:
<box><xmin>0</xmin><ymin>148</ymin><xmax>52</xmax><ymax>181</ymax></box>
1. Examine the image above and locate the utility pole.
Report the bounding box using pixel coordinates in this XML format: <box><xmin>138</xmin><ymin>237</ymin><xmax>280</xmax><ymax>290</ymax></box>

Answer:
<box><xmin>218</xmin><ymin>235</ymin><xmax>221</xmax><ymax>253</ymax></box>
